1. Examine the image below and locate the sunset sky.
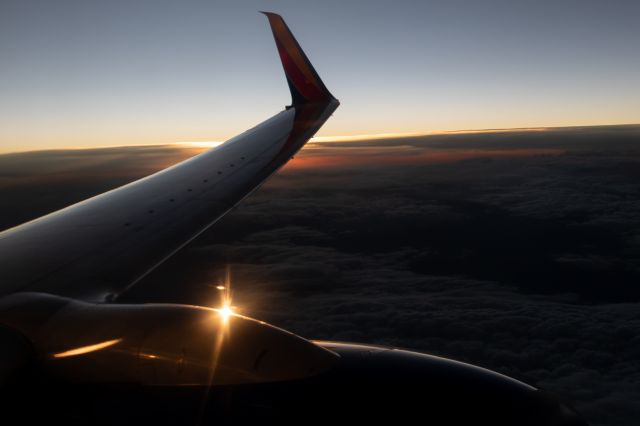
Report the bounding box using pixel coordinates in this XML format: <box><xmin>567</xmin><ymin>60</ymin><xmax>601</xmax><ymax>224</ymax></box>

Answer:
<box><xmin>1</xmin><ymin>0</ymin><xmax>639</xmax><ymax>153</ymax></box>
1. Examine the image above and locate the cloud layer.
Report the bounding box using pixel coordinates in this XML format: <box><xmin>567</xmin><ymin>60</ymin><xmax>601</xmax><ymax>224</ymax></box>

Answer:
<box><xmin>2</xmin><ymin>125</ymin><xmax>640</xmax><ymax>425</ymax></box>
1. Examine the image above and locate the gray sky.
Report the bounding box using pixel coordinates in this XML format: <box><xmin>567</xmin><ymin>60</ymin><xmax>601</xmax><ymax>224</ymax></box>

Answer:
<box><xmin>1</xmin><ymin>0</ymin><xmax>639</xmax><ymax>152</ymax></box>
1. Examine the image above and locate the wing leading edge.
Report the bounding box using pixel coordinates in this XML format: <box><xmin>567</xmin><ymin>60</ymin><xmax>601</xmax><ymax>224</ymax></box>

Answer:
<box><xmin>0</xmin><ymin>13</ymin><xmax>339</xmax><ymax>301</ymax></box>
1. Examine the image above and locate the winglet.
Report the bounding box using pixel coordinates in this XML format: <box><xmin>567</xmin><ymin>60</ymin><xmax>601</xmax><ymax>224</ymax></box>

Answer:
<box><xmin>262</xmin><ymin>12</ymin><xmax>336</xmax><ymax>106</ymax></box>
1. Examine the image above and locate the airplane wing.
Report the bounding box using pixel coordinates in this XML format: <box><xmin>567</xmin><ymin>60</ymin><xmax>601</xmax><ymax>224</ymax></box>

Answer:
<box><xmin>0</xmin><ymin>12</ymin><xmax>339</xmax><ymax>302</ymax></box>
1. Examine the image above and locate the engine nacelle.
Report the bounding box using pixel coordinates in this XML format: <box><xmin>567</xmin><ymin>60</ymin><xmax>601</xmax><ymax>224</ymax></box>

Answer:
<box><xmin>0</xmin><ymin>292</ymin><xmax>338</xmax><ymax>386</ymax></box>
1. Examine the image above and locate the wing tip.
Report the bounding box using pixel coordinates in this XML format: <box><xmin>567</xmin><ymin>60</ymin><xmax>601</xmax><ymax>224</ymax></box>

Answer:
<box><xmin>261</xmin><ymin>11</ymin><xmax>336</xmax><ymax>106</ymax></box>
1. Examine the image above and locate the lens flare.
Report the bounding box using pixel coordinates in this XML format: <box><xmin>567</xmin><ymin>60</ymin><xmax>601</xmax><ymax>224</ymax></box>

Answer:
<box><xmin>219</xmin><ymin>304</ymin><xmax>233</xmax><ymax>322</ymax></box>
<box><xmin>52</xmin><ymin>338</ymin><xmax>122</xmax><ymax>358</ymax></box>
<box><xmin>198</xmin><ymin>265</ymin><xmax>236</xmax><ymax>424</ymax></box>
<box><xmin>216</xmin><ymin>266</ymin><xmax>234</xmax><ymax>322</ymax></box>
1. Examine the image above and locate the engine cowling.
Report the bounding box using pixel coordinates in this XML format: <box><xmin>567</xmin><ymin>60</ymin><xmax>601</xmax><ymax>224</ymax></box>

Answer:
<box><xmin>0</xmin><ymin>293</ymin><xmax>588</xmax><ymax>425</ymax></box>
<box><xmin>0</xmin><ymin>292</ymin><xmax>338</xmax><ymax>386</ymax></box>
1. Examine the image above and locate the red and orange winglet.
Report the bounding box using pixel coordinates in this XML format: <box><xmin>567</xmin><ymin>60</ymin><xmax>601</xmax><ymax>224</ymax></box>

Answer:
<box><xmin>262</xmin><ymin>12</ymin><xmax>336</xmax><ymax>105</ymax></box>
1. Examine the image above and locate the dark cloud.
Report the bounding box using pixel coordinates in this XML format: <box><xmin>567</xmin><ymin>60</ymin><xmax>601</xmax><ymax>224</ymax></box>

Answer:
<box><xmin>0</xmin><ymin>145</ymin><xmax>200</xmax><ymax>230</ymax></box>
<box><xmin>2</xmin><ymin>125</ymin><xmax>640</xmax><ymax>426</ymax></box>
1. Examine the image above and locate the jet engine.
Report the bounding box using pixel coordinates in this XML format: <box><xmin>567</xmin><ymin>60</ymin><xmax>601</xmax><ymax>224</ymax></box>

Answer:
<box><xmin>0</xmin><ymin>292</ymin><xmax>587</xmax><ymax>425</ymax></box>
<box><xmin>0</xmin><ymin>292</ymin><xmax>337</xmax><ymax>386</ymax></box>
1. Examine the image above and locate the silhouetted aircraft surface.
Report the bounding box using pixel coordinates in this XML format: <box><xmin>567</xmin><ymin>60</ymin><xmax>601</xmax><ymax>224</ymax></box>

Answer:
<box><xmin>0</xmin><ymin>12</ymin><xmax>586</xmax><ymax>425</ymax></box>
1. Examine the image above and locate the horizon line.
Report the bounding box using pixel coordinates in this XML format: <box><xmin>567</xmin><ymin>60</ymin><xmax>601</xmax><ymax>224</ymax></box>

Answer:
<box><xmin>1</xmin><ymin>122</ymin><xmax>638</xmax><ymax>156</ymax></box>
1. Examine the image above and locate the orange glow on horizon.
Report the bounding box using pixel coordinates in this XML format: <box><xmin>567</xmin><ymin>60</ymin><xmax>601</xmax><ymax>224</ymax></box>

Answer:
<box><xmin>285</xmin><ymin>147</ymin><xmax>565</xmax><ymax>170</ymax></box>
<box><xmin>174</xmin><ymin>128</ymin><xmax>553</xmax><ymax>149</ymax></box>
<box><xmin>309</xmin><ymin>127</ymin><xmax>551</xmax><ymax>144</ymax></box>
<box><xmin>174</xmin><ymin>141</ymin><xmax>224</xmax><ymax>149</ymax></box>
<box><xmin>2</xmin><ymin>123</ymin><xmax>637</xmax><ymax>156</ymax></box>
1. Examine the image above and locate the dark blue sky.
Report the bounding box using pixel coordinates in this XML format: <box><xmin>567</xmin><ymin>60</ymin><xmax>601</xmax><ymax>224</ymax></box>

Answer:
<box><xmin>1</xmin><ymin>0</ymin><xmax>639</xmax><ymax>152</ymax></box>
